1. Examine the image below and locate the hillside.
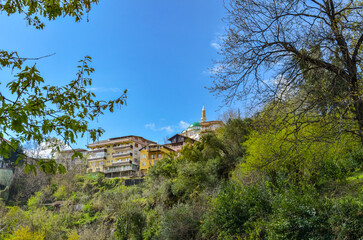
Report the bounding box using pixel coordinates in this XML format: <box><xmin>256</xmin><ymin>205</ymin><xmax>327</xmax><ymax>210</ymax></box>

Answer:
<box><xmin>1</xmin><ymin>117</ymin><xmax>362</xmax><ymax>240</ymax></box>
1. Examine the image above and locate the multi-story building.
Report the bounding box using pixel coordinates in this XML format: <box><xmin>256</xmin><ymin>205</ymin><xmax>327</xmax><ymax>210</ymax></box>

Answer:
<box><xmin>181</xmin><ymin>106</ymin><xmax>224</xmax><ymax>140</ymax></box>
<box><xmin>139</xmin><ymin>144</ymin><xmax>175</xmax><ymax>175</ymax></box>
<box><xmin>87</xmin><ymin>136</ymin><xmax>155</xmax><ymax>178</ymax></box>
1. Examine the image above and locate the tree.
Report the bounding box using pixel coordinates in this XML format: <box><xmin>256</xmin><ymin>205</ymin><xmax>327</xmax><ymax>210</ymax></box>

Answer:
<box><xmin>0</xmin><ymin>0</ymin><xmax>127</xmax><ymax>174</ymax></box>
<box><xmin>211</xmin><ymin>0</ymin><xmax>363</xmax><ymax>144</ymax></box>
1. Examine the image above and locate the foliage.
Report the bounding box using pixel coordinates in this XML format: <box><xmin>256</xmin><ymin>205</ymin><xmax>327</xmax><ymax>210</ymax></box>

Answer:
<box><xmin>267</xmin><ymin>187</ymin><xmax>333</xmax><ymax>240</ymax></box>
<box><xmin>8</xmin><ymin>226</ymin><xmax>44</xmax><ymax>240</ymax></box>
<box><xmin>328</xmin><ymin>193</ymin><xmax>363</xmax><ymax>239</ymax></box>
<box><xmin>238</xmin><ymin>113</ymin><xmax>362</xmax><ymax>186</ymax></box>
<box><xmin>201</xmin><ymin>182</ymin><xmax>272</xmax><ymax>239</ymax></box>
<box><xmin>161</xmin><ymin>203</ymin><xmax>203</xmax><ymax>240</ymax></box>
<box><xmin>0</xmin><ymin>0</ymin><xmax>99</xmax><ymax>30</ymax></box>
<box><xmin>115</xmin><ymin>201</ymin><xmax>146</xmax><ymax>240</ymax></box>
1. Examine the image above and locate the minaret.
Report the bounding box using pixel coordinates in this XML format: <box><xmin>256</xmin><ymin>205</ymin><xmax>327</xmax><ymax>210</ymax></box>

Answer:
<box><xmin>201</xmin><ymin>105</ymin><xmax>207</xmax><ymax>122</ymax></box>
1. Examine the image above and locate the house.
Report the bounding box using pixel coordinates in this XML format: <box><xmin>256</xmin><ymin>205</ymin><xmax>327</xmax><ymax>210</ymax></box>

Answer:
<box><xmin>166</xmin><ymin>134</ymin><xmax>196</xmax><ymax>152</ymax></box>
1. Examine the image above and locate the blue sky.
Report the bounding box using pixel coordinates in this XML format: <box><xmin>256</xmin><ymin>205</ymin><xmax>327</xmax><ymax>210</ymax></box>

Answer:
<box><xmin>0</xmin><ymin>0</ymin><xmax>229</xmax><ymax>148</ymax></box>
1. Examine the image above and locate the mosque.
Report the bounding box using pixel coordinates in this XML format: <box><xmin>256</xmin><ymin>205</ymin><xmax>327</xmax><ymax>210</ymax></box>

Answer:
<box><xmin>181</xmin><ymin>106</ymin><xmax>224</xmax><ymax>140</ymax></box>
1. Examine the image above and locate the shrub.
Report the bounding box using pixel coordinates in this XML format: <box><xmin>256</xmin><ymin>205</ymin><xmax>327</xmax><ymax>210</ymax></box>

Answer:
<box><xmin>201</xmin><ymin>182</ymin><xmax>271</xmax><ymax>239</ymax></box>
<box><xmin>267</xmin><ymin>188</ymin><xmax>333</xmax><ymax>240</ymax></box>
<box><xmin>329</xmin><ymin>194</ymin><xmax>363</xmax><ymax>240</ymax></box>
<box><xmin>8</xmin><ymin>226</ymin><xmax>44</xmax><ymax>240</ymax></box>
<box><xmin>115</xmin><ymin>201</ymin><xmax>146</xmax><ymax>240</ymax></box>
<box><xmin>161</xmin><ymin>203</ymin><xmax>203</xmax><ymax>240</ymax></box>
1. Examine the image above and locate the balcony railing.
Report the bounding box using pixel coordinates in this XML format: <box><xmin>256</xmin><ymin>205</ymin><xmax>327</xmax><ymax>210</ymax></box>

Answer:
<box><xmin>148</xmin><ymin>146</ymin><xmax>161</xmax><ymax>151</ymax></box>
<box><xmin>88</xmin><ymin>148</ymin><xmax>107</xmax><ymax>153</ymax></box>
<box><xmin>104</xmin><ymin>165</ymin><xmax>136</xmax><ymax>173</ymax></box>
<box><xmin>88</xmin><ymin>152</ymin><xmax>107</xmax><ymax>161</ymax></box>
<box><xmin>112</xmin><ymin>152</ymin><xmax>132</xmax><ymax>158</ymax></box>
<box><xmin>111</xmin><ymin>161</ymin><xmax>131</xmax><ymax>166</ymax></box>
<box><xmin>113</xmin><ymin>145</ymin><xmax>133</xmax><ymax>150</ymax></box>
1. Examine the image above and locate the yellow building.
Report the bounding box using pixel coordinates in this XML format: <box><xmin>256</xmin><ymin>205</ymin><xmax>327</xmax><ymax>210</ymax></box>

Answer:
<box><xmin>87</xmin><ymin>135</ymin><xmax>155</xmax><ymax>178</ymax></box>
<box><xmin>139</xmin><ymin>144</ymin><xmax>175</xmax><ymax>175</ymax></box>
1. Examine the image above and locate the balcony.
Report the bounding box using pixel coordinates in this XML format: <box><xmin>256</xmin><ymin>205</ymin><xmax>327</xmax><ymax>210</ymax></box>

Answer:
<box><xmin>112</xmin><ymin>152</ymin><xmax>132</xmax><ymax>158</ymax></box>
<box><xmin>88</xmin><ymin>152</ymin><xmax>107</xmax><ymax>161</ymax></box>
<box><xmin>88</xmin><ymin>148</ymin><xmax>107</xmax><ymax>153</ymax></box>
<box><xmin>111</xmin><ymin>161</ymin><xmax>131</xmax><ymax>166</ymax></box>
<box><xmin>104</xmin><ymin>165</ymin><xmax>137</xmax><ymax>173</ymax></box>
<box><xmin>113</xmin><ymin>144</ymin><xmax>133</xmax><ymax>150</ymax></box>
<box><xmin>148</xmin><ymin>146</ymin><xmax>161</xmax><ymax>152</ymax></box>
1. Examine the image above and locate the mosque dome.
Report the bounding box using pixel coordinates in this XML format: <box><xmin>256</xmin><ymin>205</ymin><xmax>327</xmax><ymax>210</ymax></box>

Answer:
<box><xmin>188</xmin><ymin>122</ymin><xmax>201</xmax><ymax>128</ymax></box>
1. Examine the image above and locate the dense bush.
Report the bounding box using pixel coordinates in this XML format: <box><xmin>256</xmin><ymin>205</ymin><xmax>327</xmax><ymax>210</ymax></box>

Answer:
<box><xmin>201</xmin><ymin>182</ymin><xmax>272</xmax><ymax>239</ymax></box>
<box><xmin>161</xmin><ymin>203</ymin><xmax>203</xmax><ymax>240</ymax></box>
<box><xmin>267</xmin><ymin>188</ymin><xmax>333</xmax><ymax>240</ymax></box>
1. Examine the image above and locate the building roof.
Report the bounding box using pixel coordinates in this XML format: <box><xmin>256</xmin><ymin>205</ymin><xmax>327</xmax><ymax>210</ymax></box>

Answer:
<box><xmin>188</xmin><ymin>122</ymin><xmax>201</xmax><ymax>128</ymax></box>
<box><xmin>88</xmin><ymin>135</ymin><xmax>156</xmax><ymax>148</ymax></box>
<box><xmin>168</xmin><ymin>134</ymin><xmax>196</xmax><ymax>143</ymax></box>
<box><xmin>200</xmin><ymin>120</ymin><xmax>224</xmax><ymax>126</ymax></box>
<box><xmin>60</xmin><ymin>148</ymin><xmax>87</xmax><ymax>153</ymax></box>
<box><xmin>139</xmin><ymin>144</ymin><xmax>175</xmax><ymax>152</ymax></box>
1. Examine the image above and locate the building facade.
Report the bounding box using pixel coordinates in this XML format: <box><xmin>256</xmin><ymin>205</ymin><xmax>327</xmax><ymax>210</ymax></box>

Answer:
<box><xmin>87</xmin><ymin>136</ymin><xmax>155</xmax><ymax>178</ymax></box>
<box><xmin>139</xmin><ymin>144</ymin><xmax>175</xmax><ymax>175</ymax></box>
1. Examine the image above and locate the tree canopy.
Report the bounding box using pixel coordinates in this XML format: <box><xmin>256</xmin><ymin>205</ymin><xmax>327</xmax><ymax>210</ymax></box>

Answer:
<box><xmin>211</xmin><ymin>0</ymin><xmax>363</xmax><ymax>144</ymax></box>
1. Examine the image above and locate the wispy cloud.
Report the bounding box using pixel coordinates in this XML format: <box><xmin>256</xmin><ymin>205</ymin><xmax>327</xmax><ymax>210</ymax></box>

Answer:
<box><xmin>161</xmin><ymin>126</ymin><xmax>174</xmax><ymax>134</ymax></box>
<box><xmin>211</xmin><ymin>42</ymin><xmax>221</xmax><ymax>50</ymax></box>
<box><xmin>145</xmin><ymin>123</ymin><xmax>156</xmax><ymax>131</ymax></box>
<box><xmin>179</xmin><ymin>121</ymin><xmax>189</xmax><ymax>129</ymax></box>
<box><xmin>145</xmin><ymin>120</ymin><xmax>190</xmax><ymax>134</ymax></box>
<box><xmin>145</xmin><ymin>123</ymin><xmax>174</xmax><ymax>133</ymax></box>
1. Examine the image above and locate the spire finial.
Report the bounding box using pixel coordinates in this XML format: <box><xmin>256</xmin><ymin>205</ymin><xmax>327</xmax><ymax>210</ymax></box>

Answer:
<box><xmin>201</xmin><ymin>105</ymin><xmax>207</xmax><ymax>122</ymax></box>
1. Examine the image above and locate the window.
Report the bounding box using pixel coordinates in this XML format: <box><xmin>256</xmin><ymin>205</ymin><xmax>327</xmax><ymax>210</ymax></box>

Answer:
<box><xmin>157</xmin><ymin>154</ymin><xmax>161</xmax><ymax>158</ymax></box>
<box><xmin>107</xmin><ymin>146</ymin><xmax>110</xmax><ymax>148</ymax></box>
<box><xmin>99</xmin><ymin>162</ymin><xmax>104</xmax><ymax>166</ymax></box>
<box><xmin>92</xmin><ymin>163</ymin><xmax>96</xmax><ymax>167</ymax></box>
<box><xmin>135</xmin><ymin>143</ymin><xmax>138</xmax><ymax>147</ymax></box>
<box><xmin>142</xmin><ymin>154</ymin><xmax>146</xmax><ymax>159</ymax></box>
<box><xmin>151</xmin><ymin>154</ymin><xmax>155</xmax><ymax>159</ymax></box>
<box><xmin>149</xmin><ymin>161</ymin><xmax>152</xmax><ymax>166</ymax></box>
<box><xmin>142</xmin><ymin>162</ymin><xmax>146</xmax><ymax>166</ymax></box>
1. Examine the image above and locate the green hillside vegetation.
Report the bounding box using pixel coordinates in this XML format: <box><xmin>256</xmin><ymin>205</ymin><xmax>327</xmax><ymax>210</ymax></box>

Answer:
<box><xmin>1</xmin><ymin>112</ymin><xmax>362</xmax><ymax>239</ymax></box>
